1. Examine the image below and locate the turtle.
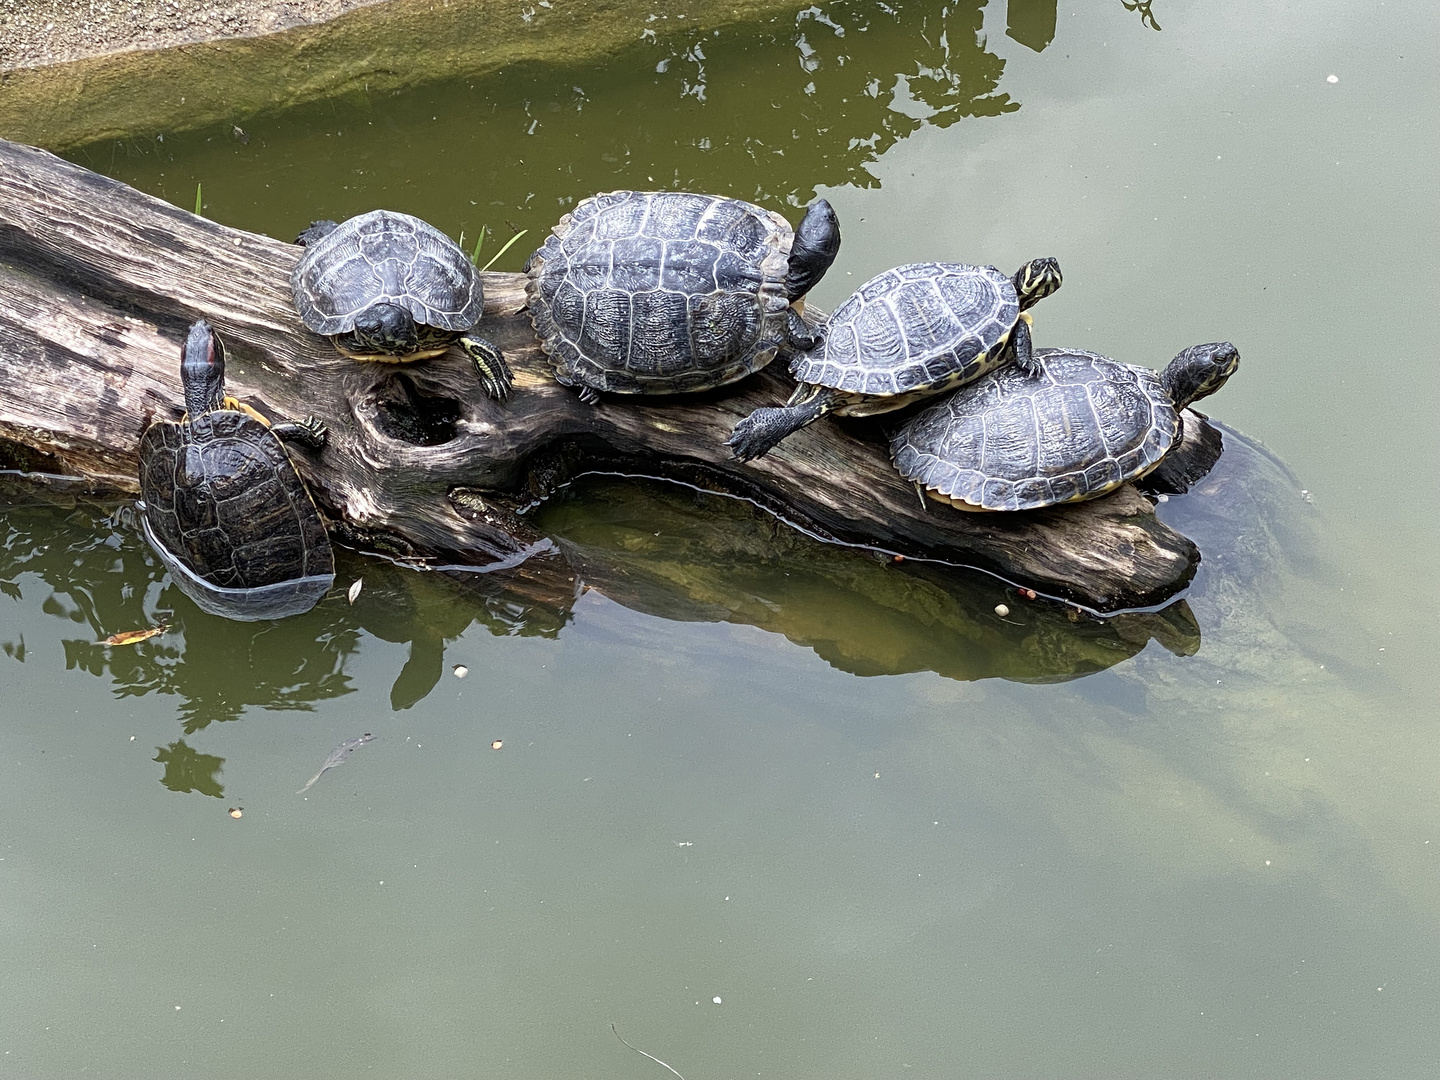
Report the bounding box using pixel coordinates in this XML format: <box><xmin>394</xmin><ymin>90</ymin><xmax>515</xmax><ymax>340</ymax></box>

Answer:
<box><xmin>137</xmin><ymin>320</ymin><xmax>336</xmax><ymax>621</ymax></box>
<box><xmin>888</xmin><ymin>341</ymin><xmax>1241</xmax><ymax>512</ymax></box>
<box><xmin>727</xmin><ymin>258</ymin><xmax>1062</xmax><ymax>461</ymax></box>
<box><xmin>291</xmin><ymin>209</ymin><xmax>512</xmax><ymax>401</ymax></box>
<box><xmin>524</xmin><ymin>190</ymin><xmax>841</xmax><ymax>403</ymax></box>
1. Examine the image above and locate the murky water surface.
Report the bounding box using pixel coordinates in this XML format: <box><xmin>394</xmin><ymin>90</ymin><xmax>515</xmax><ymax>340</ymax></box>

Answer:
<box><xmin>4</xmin><ymin>1</ymin><xmax>1437</xmax><ymax>1076</ymax></box>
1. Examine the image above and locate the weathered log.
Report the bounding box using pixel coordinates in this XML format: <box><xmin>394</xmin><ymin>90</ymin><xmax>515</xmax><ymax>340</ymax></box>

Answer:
<box><xmin>0</xmin><ymin>137</ymin><xmax>1199</xmax><ymax>614</ymax></box>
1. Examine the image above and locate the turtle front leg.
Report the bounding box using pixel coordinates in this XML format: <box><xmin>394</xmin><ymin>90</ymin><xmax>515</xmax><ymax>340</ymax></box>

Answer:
<box><xmin>271</xmin><ymin>416</ymin><xmax>330</xmax><ymax>451</ymax></box>
<box><xmin>459</xmin><ymin>334</ymin><xmax>514</xmax><ymax>402</ymax></box>
<box><xmin>1009</xmin><ymin>313</ymin><xmax>1043</xmax><ymax>377</ymax></box>
<box><xmin>727</xmin><ymin>383</ymin><xmax>840</xmax><ymax>462</ymax></box>
<box><xmin>785</xmin><ymin>307</ymin><xmax>822</xmax><ymax>352</ymax></box>
<box><xmin>295</xmin><ymin>220</ymin><xmax>340</xmax><ymax>246</ymax></box>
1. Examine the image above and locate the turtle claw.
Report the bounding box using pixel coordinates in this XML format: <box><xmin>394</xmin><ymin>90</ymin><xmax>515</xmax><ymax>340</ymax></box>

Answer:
<box><xmin>461</xmin><ymin>335</ymin><xmax>513</xmax><ymax>402</ymax></box>
<box><xmin>785</xmin><ymin>307</ymin><xmax>822</xmax><ymax>352</ymax></box>
<box><xmin>298</xmin><ymin>415</ymin><xmax>329</xmax><ymax>449</ymax></box>
<box><xmin>577</xmin><ymin>385</ymin><xmax>601</xmax><ymax>406</ymax></box>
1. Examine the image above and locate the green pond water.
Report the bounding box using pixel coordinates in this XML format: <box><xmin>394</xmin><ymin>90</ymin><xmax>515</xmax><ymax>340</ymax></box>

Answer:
<box><xmin>4</xmin><ymin>1</ymin><xmax>1438</xmax><ymax>1076</ymax></box>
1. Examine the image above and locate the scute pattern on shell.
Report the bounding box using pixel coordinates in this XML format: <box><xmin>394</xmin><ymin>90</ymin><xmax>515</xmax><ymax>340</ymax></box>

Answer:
<box><xmin>525</xmin><ymin>191</ymin><xmax>794</xmax><ymax>394</ymax></box>
<box><xmin>139</xmin><ymin>410</ymin><xmax>333</xmax><ymax>589</ymax></box>
<box><xmin>889</xmin><ymin>348</ymin><xmax>1181</xmax><ymax>511</ymax></box>
<box><xmin>792</xmin><ymin>262</ymin><xmax>1019</xmax><ymax>396</ymax></box>
<box><xmin>291</xmin><ymin>210</ymin><xmax>482</xmax><ymax>335</ymax></box>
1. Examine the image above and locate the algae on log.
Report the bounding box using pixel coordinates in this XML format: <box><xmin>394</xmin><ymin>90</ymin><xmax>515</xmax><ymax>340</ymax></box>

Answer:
<box><xmin>0</xmin><ymin>138</ymin><xmax>1199</xmax><ymax>614</ymax></box>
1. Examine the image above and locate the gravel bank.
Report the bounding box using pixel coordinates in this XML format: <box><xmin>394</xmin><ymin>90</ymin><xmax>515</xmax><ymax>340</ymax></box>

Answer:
<box><xmin>0</xmin><ymin>0</ymin><xmax>387</xmax><ymax>71</ymax></box>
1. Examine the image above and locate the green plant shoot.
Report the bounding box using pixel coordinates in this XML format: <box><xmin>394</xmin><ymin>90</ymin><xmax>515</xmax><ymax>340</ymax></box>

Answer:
<box><xmin>480</xmin><ymin>229</ymin><xmax>527</xmax><ymax>272</ymax></box>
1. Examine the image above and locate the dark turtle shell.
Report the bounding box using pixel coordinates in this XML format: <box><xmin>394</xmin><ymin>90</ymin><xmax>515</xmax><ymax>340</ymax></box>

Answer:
<box><xmin>291</xmin><ymin>209</ymin><xmax>481</xmax><ymax>336</ymax></box>
<box><xmin>524</xmin><ymin>190</ymin><xmax>794</xmax><ymax>394</ymax></box>
<box><xmin>793</xmin><ymin>262</ymin><xmax>1019</xmax><ymax>406</ymax></box>
<box><xmin>139</xmin><ymin>409</ymin><xmax>334</xmax><ymax>619</ymax></box>
<box><xmin>890</xmin><ymin>347</ymin><xmax>1181</xmax><ymax>512</ymax></box>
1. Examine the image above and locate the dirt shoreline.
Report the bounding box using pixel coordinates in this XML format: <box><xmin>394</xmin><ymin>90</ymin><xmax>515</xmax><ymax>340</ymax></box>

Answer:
<box><xmin>0</xmin><ymin>0</ymin><xmax>388</xmax><ymax>72</ymax></box>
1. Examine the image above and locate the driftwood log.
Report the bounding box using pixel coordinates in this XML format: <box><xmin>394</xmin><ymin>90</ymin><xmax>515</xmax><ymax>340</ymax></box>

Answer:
<box><xmin>0</xmin><ymin>137</ymin><xmax>1199</xmax><ymax>615</ymax></box>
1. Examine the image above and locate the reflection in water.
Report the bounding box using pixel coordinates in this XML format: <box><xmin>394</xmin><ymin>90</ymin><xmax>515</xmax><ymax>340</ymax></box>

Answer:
<box><xmin>1153</xmin><ymin>418</ymin><xmax>1321</xmax><ymax>652</ymax></box>
<box><xmin>1</xmin><ymin>418</ymin><xmax>1312</xmax><ymax>817</ymax></box>
<box><xmin>73</xmin><ymin>1</ymin><xmax>1022</xmax><ymax>240</ymax></box>
<box><xmin>0</xmin><ymin>498</ymin><xmax>360</xmax><ymax>733</ymax></box>
<box><xmin>534</xmin><ymin>474</ymin><xmax>1199</xmax><ymax>684</ymax></box>
<box><xmin>3</xmin><ymin>470</ymin><xmax>1205</xmax><ymax>741</ymax></box>
<box><xmin>154</xmin><ymin>739</ymin><xmax>225</xmax><ymax>798</ymax></box>
<box><xmin>1121</xmin><ymin>0</ymin><xmax>1164</xmax><ymax>33</ymax></box>
<box><xmin>1006</xmin><ymin>0</ymin><xmax>1058</xmax><ymax>52</ymax></box>
<box><xmin>343</xmin><ymin>564</ymin><xmax>568</xmax><ymax>710</ymax></box>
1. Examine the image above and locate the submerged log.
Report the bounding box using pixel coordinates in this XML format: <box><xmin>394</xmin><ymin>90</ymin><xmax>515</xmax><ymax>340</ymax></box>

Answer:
<box><xmin>0</xmin><ymin>137</ymin><xmax>1199</xmax><ymax>614</ymax></box>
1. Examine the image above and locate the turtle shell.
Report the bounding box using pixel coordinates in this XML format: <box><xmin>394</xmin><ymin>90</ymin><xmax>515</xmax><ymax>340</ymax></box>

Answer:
<box><xmin>139</xmin><ymin>409</ymin><xmax>334</xmax><ymax>617</ymax></box>
<box><xmin>291</xmin><ymin>209</ymin><xmax>481</xmax><ymax>336</ymax></box>
<box><xmin>889</xmin><ymin>347</ymin><xmax>1181</xmax><ymax>512</ymax></box>
<box><xmin>793</xmin><ymin>262</ymin><xmax>1019</xmax><ymax>401</ymax></box>
<box><xmin>525</xmin><ymin>190</ymin><xmax>794</xmax><ymax>394</ymax></box>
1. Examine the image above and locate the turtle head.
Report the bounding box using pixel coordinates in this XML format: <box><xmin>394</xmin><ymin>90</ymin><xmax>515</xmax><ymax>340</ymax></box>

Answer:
<box><xmin>352</xmin><ymin>302</ymin><xmax>420</xmax><ymax>356</ymax></box>
<box><xmin>179</xmin><ymin>319</ymin><xmax>227</xmax><ymax>417</ymax></box>
<box><xmin>784</xmin><ymin>199</ymin><xmax>842</xmax><ymax>300</ymax></box>
<box><xmin>1013</xmin><ymin>258</ymin><xmax>1062</xmax><ymax>311</ymax></box>
<box><xmin>1161</xmin><ymin>342</ymin><xmax>1240</xmax><ymax>408</ymax></box>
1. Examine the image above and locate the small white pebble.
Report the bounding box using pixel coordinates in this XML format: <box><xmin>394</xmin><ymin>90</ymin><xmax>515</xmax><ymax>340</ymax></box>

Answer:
<box><xmin>994</xmin><ymin>603</ymin><xmax>1010</xmax><ymax>617</ymax></box>
<box><xmin>453</xmin><ymin>665</ymin><xmax>468</xmax><ymax>678</ymax></box>
<box><xmin>712</xmin><ymin>996</ymin><xmax>722</xmax><ymax>1004</ymax></box>
<box><xmin>1326</xmin><ymin>74</ymin><xmax>1339</xmax><ymax>83</ymax></box>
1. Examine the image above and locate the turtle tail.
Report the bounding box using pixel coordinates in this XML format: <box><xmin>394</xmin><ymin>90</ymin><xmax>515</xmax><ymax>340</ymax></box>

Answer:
<box><xmin>727</xmin><ymin>385</ymin><xmax>839</xmax><ymax>462</ymax></box>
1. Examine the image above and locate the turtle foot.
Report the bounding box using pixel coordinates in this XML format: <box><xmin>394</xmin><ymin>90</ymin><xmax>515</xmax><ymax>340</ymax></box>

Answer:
<box><xmin>295</xmin><ymin>220</ymin><xmax>339</xmax><ymax>246</ymax></box>
<box><xmin>461</xmin><ymin>336</ymin><xmax>513</xmax><ymax>402</ymax></box>
<box><xmin>785</xmin><ymin>306</ymin><xmax>822</xmax><ymax>352</ymax></box>
<box><xmin>728</xmin><ymin>407</ymin><xmax>803</xmax><ymax>462</ymax></box>
<box><xmin>729</xmin><ymin>384</ymin><xmax>838</xmax><ymax>461</ymax></box>
<box><xmin>272</xmin><ymin>415</ymin><xmax>329</xmax><ymax>451</ymax></box>
<box><xmin>1009</xmin><ymin>313</ymin><xmax>1044</xmax><ymax>378</ymax></box>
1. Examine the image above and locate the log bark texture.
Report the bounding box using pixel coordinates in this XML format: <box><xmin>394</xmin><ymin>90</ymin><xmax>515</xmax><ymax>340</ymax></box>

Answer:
<box><xmin>0</xmin><ymin>138</ymin><xmax>1198</xmax><ymax>614</ymax></box>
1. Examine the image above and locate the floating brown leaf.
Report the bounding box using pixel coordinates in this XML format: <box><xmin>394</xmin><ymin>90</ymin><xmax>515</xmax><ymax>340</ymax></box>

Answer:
<box><xmin>99</xmin><ymin>624</ymin><xmax>168</xmax><ymax>646</ymax></box>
